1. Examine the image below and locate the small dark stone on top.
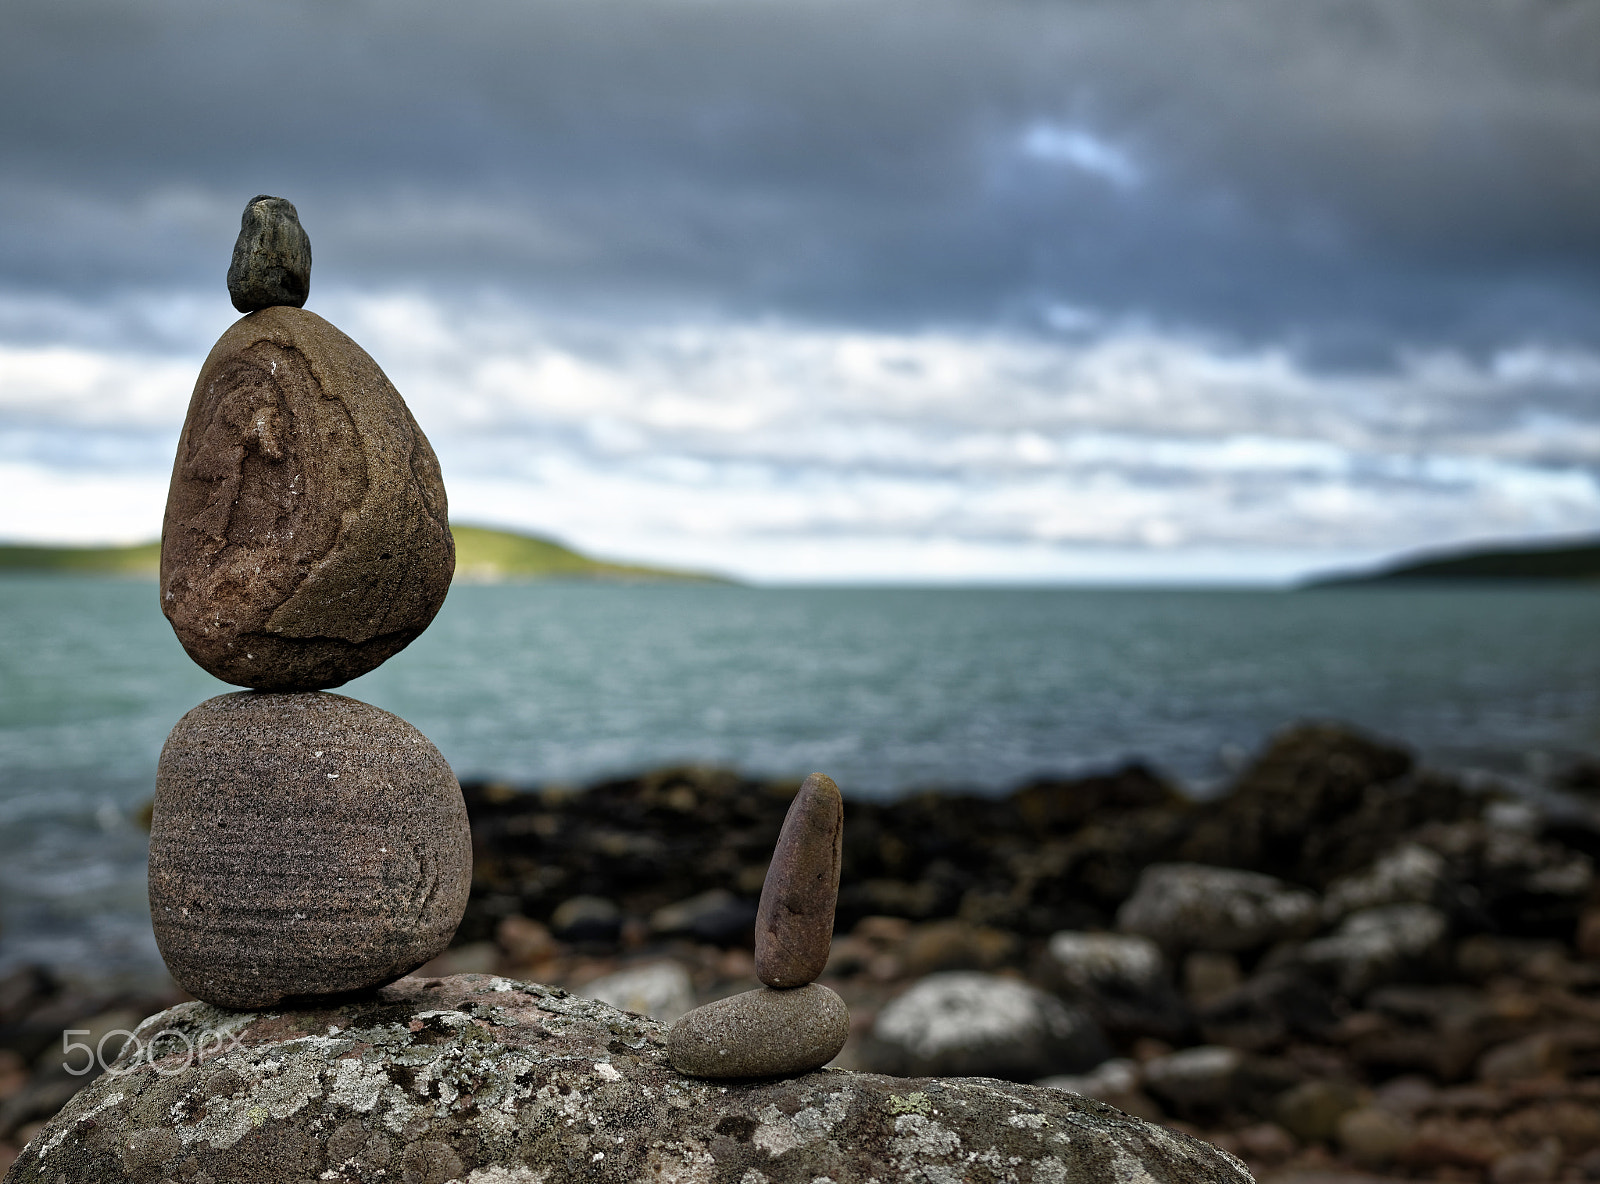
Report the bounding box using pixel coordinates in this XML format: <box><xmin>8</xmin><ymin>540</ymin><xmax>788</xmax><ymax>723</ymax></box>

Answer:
<box><xmin>227</xmin><ymin>195</ymin><xmax>312</xmax><ymax>313</ymax></box>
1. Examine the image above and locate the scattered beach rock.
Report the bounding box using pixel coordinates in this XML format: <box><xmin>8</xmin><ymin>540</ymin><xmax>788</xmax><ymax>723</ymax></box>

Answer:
<box><xmin>1046</xmin><ymin>930</ymin><xmax>1190</xmax><ymax>1040</ymax></box>
<box><xmin>899</xmin><ymin>918</ymin><xmax>1019</xmax><ymax>977</ymax></box>
<box><xmin>865</xmin><ymin>971</ymin><xmax>1109</xmax><ymax>1080</ymax></box>
<box><xmin>1299</xmin><ymin>903</ymin><xmax>1449</xmax><ymax>994</ymax></box>
<box><xmin>580</xmin><ymin>960</ymin><xmax>695</xmax><ymax>1024</ymax></box>
<box><xmin>1336</xmin><ymin>1105</ymin><xmax>1413</xmax><ymax>1167</ymax></box>
<box><xmin>161</xmin><ymin>304</ymin><xmax>453</xmax><ymax>690</ymax></box>
<box><xmin>1274</xmin><ymin>1079</ymin><xmax>1361</xmax><ymax>1144</ymax></box>
<box><xmin>8</xmin><ymin>974</ymin><xmax>1252</xmax><ymax>1184</ymax></box>
<box><xmin>1142</xmin><ymin>1046</ymin><xmax>1245</xmax><ymax>1116</ymax></box>
<box><xmin>1183</xmin><ymin>951</ymin><xmax>1244</xmax><ymax>1008</ymax></box>
<box><xmin>550</xmin><ymin>895</ymin><xmax>622</xmax><ymax>943</ymax></box>
<box><xmin>1117</xmin><ymin>864</ymin><xmax>1320</xmax><ymax>953</ymax></box>
<box><xmin>1321</xmin><ymin>842</ymin><xmax>1448</xmax><ymax>922</ymax></box>
<box><xmin>1038</xmin><ymin>1057</ymin><xmax>1165</xmax><ymax>1121</ymax></box>
<box><xmin>226</xmin><ymin>195</ymin><xmax>311</xmax><ymax>313</ymax></box>
<box><xmin>1195</xmin><ymin>967</ymin><xmax>1339</xmax><ymax>1052</ymax></box>
<box><xmin>147</xmin><ymin>691</ymin><xmax>471</xmax><ymax>1008</ymax></box>
<box><xmin>756</xmin><ymin>772</ymin><xmax>844</xmax><ymax>989</ymax></box>
<box><xmin>667</xmin><ymin>982</ymin><xmax>849</xmax><ymax>1078</ymax></box>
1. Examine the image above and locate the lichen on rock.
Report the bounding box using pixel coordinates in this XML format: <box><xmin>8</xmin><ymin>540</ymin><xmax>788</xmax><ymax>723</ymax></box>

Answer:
<box><xmin>4</xmin><ymin>974</ymin><xmax>1253</xmax><ymax>1183</ymax></box>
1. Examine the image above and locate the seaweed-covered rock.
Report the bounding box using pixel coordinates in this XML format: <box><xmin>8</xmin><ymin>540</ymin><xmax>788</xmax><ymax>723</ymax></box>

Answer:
<box><xmin>4</xmin><ymin>974</ymin><xmax>1254</xmax><ymax>1184</ymax></box>
<box><xmin>161</xmin><ymin>305</ymin><xmax>453</xmax><ymax>690</ymax></box>
<box><xmin>148</xmin><ymin>692</ymin><xmax>472</xmax><ymax>1009</ymax></box>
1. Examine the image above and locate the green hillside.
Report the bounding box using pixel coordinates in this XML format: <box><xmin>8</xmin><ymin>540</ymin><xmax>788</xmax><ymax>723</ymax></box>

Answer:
<box><xmin>0</xmin><ymin>540</ymin><xmax>161</xmax><ymax>576</ymax></box>
<box><xmin>1310</xmin><ymin>537</ymin><xmax>1600</xmax><ymax>586</ymax></box>
<box><xmin>449</xmin><ymin>525</ymin><xmax>725</xmax><ymax>583</ymax></box>
<box><xmin>0</xmin><ymin>526</ymin><xmax>726</xmax><ymax>584</ymax></box>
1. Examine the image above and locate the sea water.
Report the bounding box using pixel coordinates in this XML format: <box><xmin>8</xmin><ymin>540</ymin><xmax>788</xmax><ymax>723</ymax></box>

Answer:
<box><xmin>3</xmin><ymin>575</ymin><xmax>1599</xmax><ymax>984</ymax></box>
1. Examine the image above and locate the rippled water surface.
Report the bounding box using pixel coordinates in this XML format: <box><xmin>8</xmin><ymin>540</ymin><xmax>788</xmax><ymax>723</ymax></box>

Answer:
<box><xmin>3</xmin><ymin>575</ymin><xmax>1599</xmax><ymax>983</ymax></box>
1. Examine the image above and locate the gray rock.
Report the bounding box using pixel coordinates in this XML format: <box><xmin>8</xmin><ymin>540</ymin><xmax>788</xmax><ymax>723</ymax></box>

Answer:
<box><xmin>227</xmin><ymin>195</ymin><xmax>312</xmax><ymax>313</ymax></box>
<box><xmin>1321</xmin><ymin>842</ymin><xmax>1448</xmax><ymax>922</ymax></box>
<box><xmin>866</xmin><ymin>971</ymin><xmax>1110</xmax><ymax>1081</ymax></box>
<box><xmin>668</xmin><ymin>983</ymin><xmax>849</xmax><ymax>1078</ymax></box>
<box><xmin>1194</xmin><ymin>967</ymin><xmax>1339</xmax><ymax>1051</ymax></box>
<box><xmin>579</xmin><ymin>960</ymin><xmax>695</xmax><ymax>1024</ymax></box>
<box><xmin>0</xmin><ymin>974</ymin><xmax>1254</xmax><ymax>1183</ymax></box>
<box><xmin>756</xmin><ymin>771</ymin><xmax>844</xmax><ymax>989</ymax></box>
<box><xmin>549</xmin><ymin>895</ymin><xmax>622</xmax><ymax>943</ymax></box>
<box><xmin>1142</xmin><ymin>1046</ymin><xmax>1245</xmax><ymax>1114</ymax></box>
<box><xmin>1046</xmin><ymin>930</ymin><xmax>1190</xmax><ymax>1041</ymax></box>
<box><xmin>1298</xmin><ymin>903</ymin><xmax>1449</xmax><ymax>994</ymax></box>
<box><xmin>162</xmin><ymin>305</ymin><xmax>454</xmax><ymax>691</ymax></box>
<box><xmin>148</xmin><ymin>691</ymin><xmax>472</xmax><ymax>1009</ymax></box>
<box><xmin>1116</xmin><ymin>863</ymin><xmax>1320</xmax><ymax>953</ymax></box>
<box><xmin>1038</xmin><ymin>1058</ymin><xmax>1165</xmax><ymax>1121</ymax></box>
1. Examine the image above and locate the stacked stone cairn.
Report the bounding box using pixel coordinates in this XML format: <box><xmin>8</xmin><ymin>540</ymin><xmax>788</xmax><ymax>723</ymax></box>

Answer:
<box><xmin>148</xmin><ymin>195</ymin><xmax>470</xmax><ymax>1010</ymax></box>
<box><xmin>668</xmin><ymin>772</ymin><xmax>851</xmax><ymax>1077</ymax></box>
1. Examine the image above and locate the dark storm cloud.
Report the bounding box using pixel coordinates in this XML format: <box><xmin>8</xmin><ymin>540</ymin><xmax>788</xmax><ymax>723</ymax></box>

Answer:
<box><xmin>2</xmin><ymin>0</ymin><xmax>1598</xmax><ymax>360</ymax></box>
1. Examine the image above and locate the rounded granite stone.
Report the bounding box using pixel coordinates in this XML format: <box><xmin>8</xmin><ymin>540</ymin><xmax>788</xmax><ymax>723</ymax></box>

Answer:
<box><xmin>227</xmin><ymin>195</ymin><xmax>312</xmax><ymax>313</ymax></box>
<box><xmin>148</xmin><ymin>691</ymin><xmax>472</xmax><ymax>1010</ymax></box>
<box><xmin>755</xmin><ymin>772</ymin><xmax>843</xmax><ymax>988</ymax></box>
<box><xmin>161</xmin><ymin>305</ymin><xmax>454</xmax><ymax>690</ymax></box>
<box><xmin>667</xmin><ymin>983</ymin><xmax>849</xmax><ymax>1079</ymax></box>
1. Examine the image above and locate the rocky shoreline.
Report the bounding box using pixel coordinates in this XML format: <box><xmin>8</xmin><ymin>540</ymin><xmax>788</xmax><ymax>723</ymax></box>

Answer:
<box><xmin>8</xmin><ymin>720</ymin><xmax>1600</xmax><ymax>1179</ymax></box>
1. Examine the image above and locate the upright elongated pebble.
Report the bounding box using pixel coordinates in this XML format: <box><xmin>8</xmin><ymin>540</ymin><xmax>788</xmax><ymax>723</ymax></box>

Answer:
<box><xmin>755</xmin><ymin>771</ymin><xmax>844</xmax><ymax>988</ymax></box>
<box><xmin>668</xmin><ymin>984</ymin><xmax>849</xmax><ymax>1078</ymax></box>
<box><xmin>148</xmin><ymin>691</ymin><xmax>472</xmax><ymax>1009</ymax></box>
<box><xmin>161</xmin><ymin>304</ymin><xmax>454</xmax><ymax>690</ymax></box>
<box><xmin>227</xmin><ymin>195</ymin><xmax>312</xmax><ymax>313</ymax></box>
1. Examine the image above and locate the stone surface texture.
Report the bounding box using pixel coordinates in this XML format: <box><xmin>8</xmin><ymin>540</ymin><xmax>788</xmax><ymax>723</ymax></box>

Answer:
<box><xmin>2</xmin><ymin>974</ymin><xmax>1254</xmax><ymax>1184</ymax></box>
<box><xmin>668</xmin><ymin>983</ymin><xmax>850</xmax><ymax>1079</ymax></box>
<box><xmin>865</xmin><ymin>971</ymin><xmax>1110</xmax><ymax>1081</ymax></box>
<box><xmin>227</xmin><ymin>195</ymin><xmax>313</xmax><ymax>313</ymax></box>
<box><xmin>161</xmin><ymin>305</ymin><xmax>453</xmax><ymax>691</ymax></box>
<box><xmin>148</xmin><ymin>692</ymin><xmax>472</xmax><ymax>1009</ymax></box>
<box><xmin>755</xmin><ymin>772</ymin><xmax>844</xmax><ymax>989</ymax></box>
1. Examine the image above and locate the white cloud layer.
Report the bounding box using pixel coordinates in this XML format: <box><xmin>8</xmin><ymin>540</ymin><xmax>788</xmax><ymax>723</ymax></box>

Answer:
<box><xmin>3</xmin><ymin>290</ymin><xmax>1599</xmax><ymax>582</ymax></box>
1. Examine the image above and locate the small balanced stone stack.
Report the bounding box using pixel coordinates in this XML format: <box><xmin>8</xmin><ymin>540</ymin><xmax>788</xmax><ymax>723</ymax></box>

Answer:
<box><xmin>147</xmin><ymin>196</ymin><xmax>470</xmax><ymax>1010</ymax></box>
<box><xmin>668</xmin><ymin>772</ymin><xmax>851</xmax><ymax>1077</ymax></box>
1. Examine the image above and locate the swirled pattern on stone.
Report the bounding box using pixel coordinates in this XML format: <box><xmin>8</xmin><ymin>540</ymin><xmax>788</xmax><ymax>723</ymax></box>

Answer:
<box><xmin>161</xmin><ymin>305</ymin><xmax>453</xmax><ymax>690</ymax></box>
<box><xmin>148</xmin><ymin>692</ymin><xmax>472</xmax><ymax>1009</ymax></box>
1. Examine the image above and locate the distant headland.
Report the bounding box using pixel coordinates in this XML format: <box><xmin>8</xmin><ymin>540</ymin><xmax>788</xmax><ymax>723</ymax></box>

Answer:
<box><xmin>1307</xmin><ymin>534</ymin><xmax>1600</xmax><ymax>586</ymax></box>
<box><xmin>0</xmin><ymin>525</ymin><xmax>730</xmax><ymax>584</ymax></box>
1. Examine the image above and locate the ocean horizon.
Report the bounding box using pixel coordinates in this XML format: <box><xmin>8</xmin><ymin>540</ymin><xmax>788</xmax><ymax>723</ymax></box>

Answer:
<box><xmin>3</xmin><ymin>575</ymin><xmax>1599</xmax><ymax>986</ymax></box>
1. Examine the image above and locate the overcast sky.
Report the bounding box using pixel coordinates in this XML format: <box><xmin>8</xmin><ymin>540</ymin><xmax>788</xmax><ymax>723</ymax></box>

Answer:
<box><xmin>2</xmin><ymin>0</ymin><xmax>1598</xmax><ymax>582</ymax></box>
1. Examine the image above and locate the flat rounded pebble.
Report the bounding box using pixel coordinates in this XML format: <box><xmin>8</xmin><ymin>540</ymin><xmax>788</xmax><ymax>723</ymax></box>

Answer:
<box><xmin>161</xmin><ymin>305</ymin><xmax>454</xmax><ymax>690</ymax></box>
<box><xmin>227</xmin><ymin>194</ymin><xmax>312</xmax><ymax>313</ymax></box>
<box><xmin>148</xmin><ymin>691</ymin><xmax>472</xmax><ymax>1009</ymax></box>
<box><xmin>755</xmin><ymin>771</ymin><xmax>843</xmax><ymax>988</ymax></box>
<box><xmin>668</xmin><ymin>983</ymin><xmax>849</xmax><ymax>1078</ymax></box>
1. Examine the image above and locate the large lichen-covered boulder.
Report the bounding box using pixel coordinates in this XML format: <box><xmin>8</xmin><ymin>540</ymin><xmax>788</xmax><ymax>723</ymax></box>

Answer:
<box><xmin>5</xmin><ymin>974</ymin><xmax>1252</xmax><ymax>1184</ymax></box>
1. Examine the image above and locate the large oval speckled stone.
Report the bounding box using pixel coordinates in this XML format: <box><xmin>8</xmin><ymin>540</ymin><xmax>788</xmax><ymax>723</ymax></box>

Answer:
<box><xmin>148</xmin><ymin>691</ymin><xmax>472</xmax><ymax>1009</ymax></box>
<box><xmin>668</xmin><ymin>983</ymin><xmax>849</xmax><ymax>1078</ymax></box>
<box><xmin>756</xmin><ymin>771</ymin><xmax>844</xmax><ymax>988</ymax></box>
<box><xmin>161</xmin><ymin>305</ymin><xmax>453</xmax><ymax>690</ymax></box>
